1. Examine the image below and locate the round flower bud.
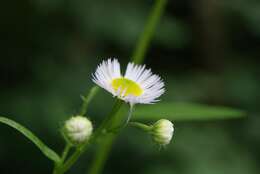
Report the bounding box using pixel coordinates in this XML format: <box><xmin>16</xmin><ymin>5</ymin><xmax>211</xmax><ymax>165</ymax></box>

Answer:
<box><xmin>151</xmin><ymin>119</ymin><xmax>174</xmax><ymax>146</ymax></box>
<box><xmin>64</xmin><ymin>116</ymin><xmax>93</xmax><ymax>145</ymax></box>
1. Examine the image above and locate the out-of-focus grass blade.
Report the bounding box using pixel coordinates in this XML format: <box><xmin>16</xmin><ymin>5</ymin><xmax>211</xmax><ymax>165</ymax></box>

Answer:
<box><xmin>0</xmin><ymin>116</ymin><xmax>61</xmax><ymax>163</ymax></box>
<box><xmin>133</xmin><ymin>103</ymin><xmax>246</xmax><ymax>121</ymax></box>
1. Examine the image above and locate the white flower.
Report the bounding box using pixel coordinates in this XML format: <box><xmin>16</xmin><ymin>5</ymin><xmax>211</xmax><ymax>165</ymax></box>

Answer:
<box><xmin>151</xmin><ymin>119</ymin><xmax>174</xmax><ymax>146</ymax></box>
<box><xmin>64</xmin><ymin>116</ymin><xmax>93</xmax><ymax>145</ymax></box>
<box><xmin>92</xmin><ymin>58</ymin><xmax>165</xmax><ymax>105</ymax></box>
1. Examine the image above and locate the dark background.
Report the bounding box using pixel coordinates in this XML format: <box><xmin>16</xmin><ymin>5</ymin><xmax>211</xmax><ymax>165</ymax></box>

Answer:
<box><xmin>0</xmin><ymin>0</ymin><xmax>259</xmax><ymax>173</ymax></box>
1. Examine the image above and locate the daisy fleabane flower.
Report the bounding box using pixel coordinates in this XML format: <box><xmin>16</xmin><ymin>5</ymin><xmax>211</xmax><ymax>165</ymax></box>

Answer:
<box><xmin>92</xmin><ymin>58</ymin><xmax>165</xmax><ymax>105</ymax></box>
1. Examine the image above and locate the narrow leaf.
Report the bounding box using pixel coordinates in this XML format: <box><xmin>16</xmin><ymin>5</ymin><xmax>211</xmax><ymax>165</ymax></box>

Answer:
<box><xmin>0</xmin><ymin>116</ymin><xmax>61</xmax><ymax>163</ymax></box>
<box><xmin>133</xmin><ymin>102</ymin><xmax>245</xmax><ymax>121</ymax></box>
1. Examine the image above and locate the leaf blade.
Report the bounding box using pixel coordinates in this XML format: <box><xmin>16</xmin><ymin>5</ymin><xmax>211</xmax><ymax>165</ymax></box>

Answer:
<box><xmin>0</xmin><ymin>116</ymin><xmax>61</xmax><ymax>163</ymax></box>
<box><xmin>133</xmin><ymin>102</ymin><xmax>246</xmax><ymax>121</ymax></box>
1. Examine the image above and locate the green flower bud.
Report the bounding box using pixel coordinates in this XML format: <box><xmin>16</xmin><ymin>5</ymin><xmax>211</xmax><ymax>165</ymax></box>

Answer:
<box><xmin>63</xmin><ymin>116</ymin><xmax>93</xmax><ymax>145</ymax></box>
<box><xmin>151</xmin><ymin>119</ymin><xmax>174</xmax><ymax>146</ymax></box>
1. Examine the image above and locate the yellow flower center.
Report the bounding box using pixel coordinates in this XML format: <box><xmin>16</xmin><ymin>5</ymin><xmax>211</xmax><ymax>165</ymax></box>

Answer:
<box><xmin>111</xmin><ymin>78</ymin><xmax>143</xmax><ymax>97</ymax></box>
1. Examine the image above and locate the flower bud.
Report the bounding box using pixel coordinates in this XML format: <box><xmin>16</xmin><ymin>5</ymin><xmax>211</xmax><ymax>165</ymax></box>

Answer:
<box><xmin>151</xmin><ymin>119</ymin><xmax>174</xmax><ymax>146</ymax></box>
<box><xmin>63</xmin><ymin>116</ymin><xmax>93</xmax><ymax>145</ymax></box>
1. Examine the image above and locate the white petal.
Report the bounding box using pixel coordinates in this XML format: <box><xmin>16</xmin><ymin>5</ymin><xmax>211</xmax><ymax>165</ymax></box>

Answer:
<box><xmin>122</xmin><ymin>63</ymin><xmax>165</xmax><ymax>105</ymax></box>
<box><xmin>92</xmin><ymin>58</ymin><xmax>121</xmax><ymax>95</ymax></box>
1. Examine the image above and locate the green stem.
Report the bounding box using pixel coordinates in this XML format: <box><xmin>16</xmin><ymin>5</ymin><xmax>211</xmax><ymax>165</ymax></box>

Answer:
<box><xmin>88</xmin><ymin>103</ymin><xmax>128</xmax><ymax>174</ymax></box>
<box><xmin>129</xmin><ymin>122</ymin><xmax>152</xmax><ymax>132</ymax></box>
<box><xmin>56</xmin><ymin>99</ymin><xmax>124</xmax><ymax>174</ymax></box>
<box><xmin>80</xmin><ymin>86</ymin><xmax>99</xmax><ymax>116</ymax></box>
<box><xmin>58</xmin><ymin>146</ymin><xmax>84</xmax><ymax>174</ymax></box>
<box><xmin>61</xmin><ymin>143</ymin><xmax>72</xmax><ymax>163</ymax></box>
<box><xmin>132</xmin><ymin>0</ymin><xmax>168</xmax><ymax>64</ymax></box>
<box><xmin>52</xmin><ymin>143</ymin><xmax>72</xmax><ymax>174</ymax></box>
<box><xmin>88</xmin><ymin>134</ymin><xmax>115</xmax><ymax>174</ymax></box>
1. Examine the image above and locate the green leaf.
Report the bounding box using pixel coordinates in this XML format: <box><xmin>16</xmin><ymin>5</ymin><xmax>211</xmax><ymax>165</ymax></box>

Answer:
<box><xmin>0</xmin><ymin>116</ymin><xmax>61</xmax><ymax>163</ymax></box>
<box><xmin>133</xmin><ymin>102</ymin><xmax>245</xmax><ymax>121</ymax></box>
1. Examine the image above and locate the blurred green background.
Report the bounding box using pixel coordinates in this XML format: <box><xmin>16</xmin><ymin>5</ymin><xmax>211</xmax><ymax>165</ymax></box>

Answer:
<box><xmin>0</xmin><ymin>0</ymin><xmax>259</xmax><ymax>173</ymax></box>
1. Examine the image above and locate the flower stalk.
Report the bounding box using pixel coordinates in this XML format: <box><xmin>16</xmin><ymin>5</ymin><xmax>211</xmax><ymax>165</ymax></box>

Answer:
<box><xmin>129</xmin><ymin>121</ymin><xmax>152</xmax><ymax>132</ymax></box>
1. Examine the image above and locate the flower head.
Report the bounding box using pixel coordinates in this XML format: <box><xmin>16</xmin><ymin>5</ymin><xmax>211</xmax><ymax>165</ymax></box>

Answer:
<box><xmin>64</xmin><ymin>116</ymin><xmax>93</xmax><ymax>145</ymax></box>
<box><xmin>151</xmin><ymin>119</ymin><xmax>174</xmax><ymax>146</ymax></box>
<box><xmin>92</xmin><ymin>58</ymin><xmax>165</xmax><ymax>105</ymax></box>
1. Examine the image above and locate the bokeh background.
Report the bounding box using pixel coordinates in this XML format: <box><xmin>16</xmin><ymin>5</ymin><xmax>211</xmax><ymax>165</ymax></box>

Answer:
<box><xmin>0</xmin><ymin>0</ymin><xmax>260</xmax><ymax>173</ymax></box>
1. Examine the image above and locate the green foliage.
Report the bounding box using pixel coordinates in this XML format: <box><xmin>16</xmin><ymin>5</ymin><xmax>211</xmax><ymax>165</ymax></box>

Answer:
<box><xmin>0</xmin><ymin>117</ymin><xmax>60</xmax><ymax>163</ymax></box>
<box><xmin>133</xmin><ymin>102</ymin><xmax>245</xmax><ymax>121</ymax></box>
<box><xmin>1</xmin><ymin>0</ymin><xmax>257</xmax><ymax>173</ymax></box>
